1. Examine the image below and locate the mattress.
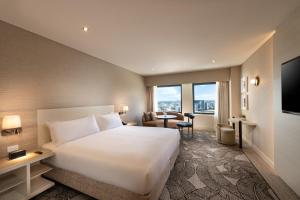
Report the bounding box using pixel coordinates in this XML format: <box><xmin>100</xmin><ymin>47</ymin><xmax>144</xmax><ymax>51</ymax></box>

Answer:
<box><xmin>42</xmin><ymin>126</ymin><xmax>180</xmax><ymax>195</ymax></box>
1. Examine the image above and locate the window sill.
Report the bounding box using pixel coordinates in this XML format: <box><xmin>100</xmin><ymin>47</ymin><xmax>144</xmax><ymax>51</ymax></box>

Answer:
<box><xmin>193</xmin><ymin>113</ymin><xmax>215</xmax><ymax>116</ymax></box>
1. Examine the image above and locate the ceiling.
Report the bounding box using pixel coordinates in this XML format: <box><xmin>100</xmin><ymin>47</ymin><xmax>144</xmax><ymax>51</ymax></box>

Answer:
<box><xmin>0</xmin><ymin>0</ymin><xmax>299</xmax><ymax>75</ymax></box>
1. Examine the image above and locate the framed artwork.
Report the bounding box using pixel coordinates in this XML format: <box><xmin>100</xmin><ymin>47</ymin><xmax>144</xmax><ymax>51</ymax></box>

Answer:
<box><xmin>241</xmin><ymin>76</ymin><xmax>248</xmax><ymax>93</ymax></box>
<box><xmin>241</xmin><ymin>93</ymin><xmax>248</xmax><ymax>110</ymax></box>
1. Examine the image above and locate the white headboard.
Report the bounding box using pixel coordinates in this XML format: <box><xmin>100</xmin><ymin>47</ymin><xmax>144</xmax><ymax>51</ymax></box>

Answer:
<box><xmin>37</xmin><ymin>105</ymin><xmax>114</xmax><ymax>146</ymax></box>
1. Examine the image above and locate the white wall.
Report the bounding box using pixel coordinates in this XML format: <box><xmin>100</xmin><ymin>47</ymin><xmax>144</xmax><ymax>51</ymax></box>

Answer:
<box><xmin>182</xmin><ymin>84</ymin><xmax>215</xmax><ymax>130</ymax></box>
<box><xmin>230</xmin><ymin>66</ymin><xmax>241</xmax><ymax>118</ymax></box>
<box><xmin>241</xmin><ymin>38</ymin><xmax>274</xmax><ymax>167</ymax></box>
<box><xmin>273</xmin><ymin>6</ymin><xmax>300</xmax><ymax>196</ymax></box>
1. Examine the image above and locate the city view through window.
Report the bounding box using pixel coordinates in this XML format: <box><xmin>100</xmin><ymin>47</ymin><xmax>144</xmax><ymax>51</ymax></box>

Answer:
<box><xmin>155</xmin><ymin>85</ymin><xmax>181</xmax><ymax>112</ymax></box>
<box><xmin>193</xmin><ymin>83</ymin><xmax>216</xmax><ymax>114</ymax></box>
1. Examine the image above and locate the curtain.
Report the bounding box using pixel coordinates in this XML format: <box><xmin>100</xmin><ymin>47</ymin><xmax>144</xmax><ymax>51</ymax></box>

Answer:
<box><xmin>214</xmin><ymin>83</ymin><xmax>219</xmax><ymax>132</ymax></box>
<box><xmin>217</xmin><ymin>81</ymin><xmax>230</xmax><ymax>125</ymax></box>
<box><xmin>146</xmin><ymin>86</ymin><xmax>154</xmax><ymax>112</ymax></box>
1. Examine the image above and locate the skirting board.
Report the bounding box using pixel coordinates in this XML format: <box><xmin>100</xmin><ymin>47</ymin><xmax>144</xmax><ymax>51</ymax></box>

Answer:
<box><xmin>242</xmin><ymin>138</ymin><xmax>274</xmax><ymax>169</ymax></box>
<box><xmin>251</xmin><ymin>144</ymin><xmax>274</xmax><ymax>169</ymax></box>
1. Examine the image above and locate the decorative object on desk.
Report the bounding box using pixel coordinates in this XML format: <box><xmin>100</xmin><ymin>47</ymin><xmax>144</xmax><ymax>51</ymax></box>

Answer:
<box><xmin>241</xmin><ymin>93</ymin><xmax>249</xmax><ymax>110</ymax></box>
<box><xmin>118</xmin><ymin>105</ymin><xmax>128</xmax><ymax>115</ymax></box>
<box><xmin>8</xmin><ymin>149</ymin><xmax>26</xmax><ymax>160</ymax></box>
<box><xmin>250</xmin><ymin>76</ymin><xmax>260</xmax><ymax>86</ymax></box>
<box><xmin>241</xmin><ymin>76</ymin><xmax>248</xmax><ymax>93</ymax></box>
<box><xmin>1</xmin><ymin>115</ymin><xmax>22</xmax><ymax>136</ymax></box>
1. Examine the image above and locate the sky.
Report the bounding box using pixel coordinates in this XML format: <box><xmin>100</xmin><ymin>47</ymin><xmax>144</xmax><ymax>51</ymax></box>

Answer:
<box><xmin>194</xmin><ymin>84</ymin><xmax>216</xmax><ymax>100</ymax></box>
<box><xmin>156</xmin><ymin>86</ymin><xmax>181</xmax><ymax>101</ymax></box>
<box><xmin>156</xmin><ymin>84</ymin><xmax>216</xmax><ymax>101</ymax></box>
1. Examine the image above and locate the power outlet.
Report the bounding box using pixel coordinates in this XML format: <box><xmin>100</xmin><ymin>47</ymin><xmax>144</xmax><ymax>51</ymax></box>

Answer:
<box><xmin>7</xmin><ymin>145</ymin><xmax>19</xmax><ymax>153</ymax></box>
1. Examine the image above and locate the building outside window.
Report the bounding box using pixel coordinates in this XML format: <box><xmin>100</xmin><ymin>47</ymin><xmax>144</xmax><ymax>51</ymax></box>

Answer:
<box><xmin>193</xmin><ymin>83</ymin><xmax>217</xmax><ymax>114</ymax></box>
<box><xmin>155</xmin><ymin>85</ymin><xmax>182</xmax><ymax>112</ymax></box>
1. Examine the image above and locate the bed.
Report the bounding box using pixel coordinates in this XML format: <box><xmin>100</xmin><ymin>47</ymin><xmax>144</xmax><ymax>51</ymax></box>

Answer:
<box><xmin>37</xmin><ymin>105</ymin><xmax>180</xmax><ymax>200</ymax></box>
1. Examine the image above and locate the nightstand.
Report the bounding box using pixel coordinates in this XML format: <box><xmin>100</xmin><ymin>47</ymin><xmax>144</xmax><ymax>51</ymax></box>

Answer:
<box><xmin>127</xmin><ymin>122</ymin><xmax>138</xmax><ymax>126</ymax></box>
<box><xmin>0</xmin><ymin>149</ymin><xmax>54</xmax><ymax>200</ymax></box>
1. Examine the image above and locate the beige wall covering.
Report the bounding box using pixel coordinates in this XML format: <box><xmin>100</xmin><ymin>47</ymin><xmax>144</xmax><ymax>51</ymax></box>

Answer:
<box><xmin>241</xmin><ymin>38</ymin><xmax>274</xmax><ymax>167</ymax></box>
<box><xmin>144</xmin><ymin>68</ymin><xmax>231</xmax><ymax>86</ymax></box>
<box><xmin>0</xmin><ymin>20</ymin><xmax>146</xmax><ymax>157</ymax></box>
<box><xmin>273</xmin><ymin>7</ymin><xmax>300</xmax><ymax>196</ymax></box>
<box><xmin>229</xmin><ymin>66</ymin><xmax>241</xmax><ymax>118</ymax></box>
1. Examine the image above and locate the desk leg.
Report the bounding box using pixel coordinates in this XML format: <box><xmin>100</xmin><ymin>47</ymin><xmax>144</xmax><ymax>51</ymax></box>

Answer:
<box><xmin>239</xmin><ymin>121</ymin><xmax>242</xmax><ymax>148</ymax></box>
<box><xmin>164</xmin><ymin>119</ymin><xmax>168</xmax><ymax>128</ymax></box>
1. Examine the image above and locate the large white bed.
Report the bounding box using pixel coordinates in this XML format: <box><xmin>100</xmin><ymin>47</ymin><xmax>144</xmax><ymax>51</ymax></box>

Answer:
<box><xmin>37</xmin><ymin>105</ymin><xmax>180</xmax><ymax>200</ymax></box>
<box><xmin>42</xmin><ymin>126</ymin><xmax>180</xmax><ymax>195</ymax></box>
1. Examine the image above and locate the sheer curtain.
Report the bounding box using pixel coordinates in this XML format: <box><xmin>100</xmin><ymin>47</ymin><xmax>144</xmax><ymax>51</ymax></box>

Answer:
<box><xmin>214</xmin><ymin>81</ymin><xmax>230</xmax><ymax>131</ymax></box>
<box><xmin>146</xmin><ymin>86</ymin><xmax>157</xmax><ymax>112</ymax></box>
<box><xmin>146</xmin><ymin>86</ymin><xmax>154</xmax><ymax>112</ymax></box>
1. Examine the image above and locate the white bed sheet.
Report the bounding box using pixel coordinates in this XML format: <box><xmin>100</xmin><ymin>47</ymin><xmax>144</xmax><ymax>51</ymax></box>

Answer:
<box><xmin>42</xmin><ymin>126</ymin><xmax>180</xmax><ymax>195</ymax></box>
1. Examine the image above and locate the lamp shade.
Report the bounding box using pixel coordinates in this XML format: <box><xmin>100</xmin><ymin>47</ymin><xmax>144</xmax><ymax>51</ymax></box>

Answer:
<box><xmin>250</xmin><ymin>76</ymin><xmax>260</xmax><ymax>86</ymax></box>
<box><xmin>2</xmin><ymin>115</ymin><xmax>22</xmax><ymax>129</ymax></box>
<box><xmin>123</xmin><ymin>106</ymin><xmax>129</xmax><ymax>112</ymax></box>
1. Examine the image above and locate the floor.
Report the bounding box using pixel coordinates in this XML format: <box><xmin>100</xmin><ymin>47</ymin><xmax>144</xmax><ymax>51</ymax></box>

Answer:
<box><xmin>33</xmin><ymin>130</ymin><xmax>281</xmax><ymax>200</ymax></box>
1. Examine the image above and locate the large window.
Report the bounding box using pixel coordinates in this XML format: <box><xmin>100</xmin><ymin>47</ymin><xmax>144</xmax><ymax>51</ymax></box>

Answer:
<box><xmin>155</xmin><ymin>85</ymin><xmax>182</xmax><ymax>112</ymax></box>
<box><xmin>193</xmin><ymin>83</ymin><xmax>217</xmax><ymax>114</ymax></box>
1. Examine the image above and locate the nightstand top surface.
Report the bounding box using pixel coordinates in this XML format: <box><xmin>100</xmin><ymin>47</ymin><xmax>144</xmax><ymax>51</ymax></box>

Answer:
<box><xmin>0</xmin><ymin>149</ymin><xmax>54</xmax><ymax>174</ymax></box>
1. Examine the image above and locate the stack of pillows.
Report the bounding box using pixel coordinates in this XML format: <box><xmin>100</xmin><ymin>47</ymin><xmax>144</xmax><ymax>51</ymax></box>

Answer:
<box><xmin>47</xmin><ymin>113</ymin><xmax>123</xmax><ymax>146</ymax></box>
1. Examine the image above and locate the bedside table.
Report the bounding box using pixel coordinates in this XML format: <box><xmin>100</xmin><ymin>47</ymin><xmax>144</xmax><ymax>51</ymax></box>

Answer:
<box><xmin>127</xmin><ymin>122</ymin><xmax>138</xmax><ymax>126</ymax></box>
<box><xmin>0</xmin><ymin>149</ymin><xmax>55</xmax><ymax>200</ymax></box>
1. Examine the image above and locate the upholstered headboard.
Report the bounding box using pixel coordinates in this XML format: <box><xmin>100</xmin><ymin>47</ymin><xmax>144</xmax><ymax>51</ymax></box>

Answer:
<box><xmin>37</xmin><ymin>105</ymin><xmax>114</xmax><ymax>146</ymax></box>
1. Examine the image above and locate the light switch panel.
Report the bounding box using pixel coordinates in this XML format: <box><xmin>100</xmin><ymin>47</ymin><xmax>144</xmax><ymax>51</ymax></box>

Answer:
<box><xmin>7</xmin><ymin>145</ymin><xmax>19</xmax><ymax>153</ymax></box>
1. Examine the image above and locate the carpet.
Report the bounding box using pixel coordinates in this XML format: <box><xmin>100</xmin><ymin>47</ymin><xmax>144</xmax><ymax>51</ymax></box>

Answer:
<box><xmin>33</xmin><ymin>130</ymin><xmax>279</xmax><ymax>200</ymax></box>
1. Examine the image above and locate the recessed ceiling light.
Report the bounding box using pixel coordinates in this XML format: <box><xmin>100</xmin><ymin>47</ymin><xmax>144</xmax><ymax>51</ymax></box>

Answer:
<box><xmin>82</xmin><ymin>26</ymin><xmax>88</xmax><ymax>32</ymax></box>
<box><xmin>212</xmin><ymin>59</ymin><xmax>216</xmax><ymax>63</ymax></box>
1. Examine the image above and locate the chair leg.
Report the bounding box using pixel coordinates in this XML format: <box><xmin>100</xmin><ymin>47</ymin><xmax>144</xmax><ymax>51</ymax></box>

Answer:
<box><xmin>178</xmin><ymin>127</ymin><xmax>182</xmax><ymax>137</ymax></box>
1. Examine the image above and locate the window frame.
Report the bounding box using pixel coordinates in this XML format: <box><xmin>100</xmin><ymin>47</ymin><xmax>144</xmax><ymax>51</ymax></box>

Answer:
<box><xmin>192</xmin><ymin>82</ymin><xmax>217</xmax><ymax>115</ymax></box>
<box><xmin>156</xmin><ymin>84</ymin><xmax>183</xmax><ymax>113</ymax></box>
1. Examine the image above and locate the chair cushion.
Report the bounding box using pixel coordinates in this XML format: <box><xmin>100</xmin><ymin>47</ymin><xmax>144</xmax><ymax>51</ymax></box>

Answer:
<box><xmin>220</xmin><ymin>127</ymin><xmax>235</xmax><ymax>134</ymax></box>
<box><xmin>176</xmin><ymin>121</ymin><xmax>192</xmax><ymax>127</ymax></box>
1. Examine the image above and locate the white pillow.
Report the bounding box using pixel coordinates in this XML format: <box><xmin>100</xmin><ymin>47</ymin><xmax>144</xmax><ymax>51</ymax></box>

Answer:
<box><xmin>47</xmin><ymin>115</ymin><xmax>100</xmax><ymax>146</ymax></box>
<box><xmin>96</xmin><ymin>113</ymin><xmax>123</xmax><ymax>130</ymax></box>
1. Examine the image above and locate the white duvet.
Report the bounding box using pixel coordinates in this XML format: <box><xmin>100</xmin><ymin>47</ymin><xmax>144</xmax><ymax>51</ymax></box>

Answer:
<box><xmin>43</xmin><ymin>126</ymin><xmax>180</xmax><ymax>195</ymax></box>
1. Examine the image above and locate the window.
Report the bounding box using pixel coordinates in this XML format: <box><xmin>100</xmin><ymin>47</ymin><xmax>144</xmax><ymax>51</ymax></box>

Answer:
<box><xmin>155</xmin><ymin>85</ymin><xmax>182</xmax><ymax>112</ymax></box>
<box><xmin>193</xmin><ymin>83</ymin><xmax>217</xmax><ymax>114</ymax></box>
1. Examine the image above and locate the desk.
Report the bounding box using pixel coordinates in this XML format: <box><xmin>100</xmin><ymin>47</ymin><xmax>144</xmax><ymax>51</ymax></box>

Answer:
<box><xmin>228</xmin><ymin>118</ymin><xmax>257</xmax><ymax>148</ymax></box>
<box><xmin>156</xmin><ymin>115</ymin><xmax>177</xmax><ymax>128</ymax></box>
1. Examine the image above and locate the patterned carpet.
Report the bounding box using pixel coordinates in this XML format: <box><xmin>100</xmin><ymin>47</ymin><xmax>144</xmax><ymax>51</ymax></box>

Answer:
<box><xmin>33</xmin><ymin>130</ymin><xmax>279</xmax><ymax>200</ymax></box>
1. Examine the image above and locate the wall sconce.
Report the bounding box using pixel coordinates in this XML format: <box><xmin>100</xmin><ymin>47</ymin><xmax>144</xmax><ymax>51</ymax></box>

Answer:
<box><xmin>119</xmin><ymin>106</ymin><xmax>129</xmax><ymax>115</ymax></box>
<box><xmin>1</xmin><ymin>115</ymin><xmax>22</xmax><ymax>136</ymax></box>
<box><xmin>250</xmin><ymin>76</ymin><xmax>260</xmax><ymax>86</ymax></box>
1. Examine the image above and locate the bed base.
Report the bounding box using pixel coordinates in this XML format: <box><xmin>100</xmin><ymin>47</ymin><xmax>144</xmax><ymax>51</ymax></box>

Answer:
<box><xmin>44</xmin><ymin>146</ymin><xmax>179</xmax><ymax>200</ymax></box>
